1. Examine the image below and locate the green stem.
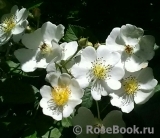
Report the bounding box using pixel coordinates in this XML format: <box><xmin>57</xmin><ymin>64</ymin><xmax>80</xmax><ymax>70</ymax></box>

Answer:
<box><xmin>63</xmin><ymin>47</ymin><xmax>80</xmax><ymax>67</ymax></box>
<box><xmin>96</xmin><ymin>101</ymin><xmax>100</xmax><ymax>119</ymax></box>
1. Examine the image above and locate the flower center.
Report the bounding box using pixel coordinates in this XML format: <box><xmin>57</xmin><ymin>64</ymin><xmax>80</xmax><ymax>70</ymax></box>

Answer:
<box><xmin>1</xmin><ymin>15</ymin><xmax>16</xmax><ymax>33</ymax></box>
<box><xmin>39</xmin><ymin>43</ymin><xmax>52</xmax><ymax>55</ymax></box>
<box><xmin>52</xmin><ymin>86</ymin><xmax>71</xmax><ymax>106</ymax></box>
<box><xmin>91</xmin><ymin>58</ymin><xmax>110</xmax><ymax>80</ymax></box>
<box><xmin>125</xmin><ymin>45</ymin><xmax>133</xmax><ymax>55</ymax></box>
<box><xmin>122</xmin><ymin>76</ymin><xmax>139</xmax><ymax>95</ymax></box>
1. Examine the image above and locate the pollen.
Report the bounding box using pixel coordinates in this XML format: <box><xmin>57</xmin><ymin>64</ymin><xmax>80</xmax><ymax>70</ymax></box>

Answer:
<box><xmin>125</xmin><ymin>45</ymin><xmax>133</xmax><ymax>55</ymax></box>
<box><xmin>91</xmin><ymin>58</ymin><xmax>110</xmax><ymax>80</ymax></box>
<box><xmin>122</xmin><ymin>76</ymin><xmax>139</xmax><ymax>95</ymax></box>
<box><xmin>1</xmin><ymin>15</ymin><xmax>16</xmax><ymax>33</ymax></box>
<box><xmin>52</xmin><ymin>86</ymin><xmax>71</xmax><ymax>106</ymax></box>
<box><xmin>39</xmin><ymin>43</ymin><xmax>52</xmax><ymax>55</ymax></box>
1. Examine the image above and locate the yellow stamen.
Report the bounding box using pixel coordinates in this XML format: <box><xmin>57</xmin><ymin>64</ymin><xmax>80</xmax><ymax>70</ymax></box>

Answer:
<box><xmin>123</xmin><ymin>76</ymin><xmax>139</xmax><ymax>95</ymax></box>
<box><xmin>91</xmin><ymin>58</ymin><xmax>110</xmax><ymax>80</ymax></box>
<box><xmin>52</xmin><ymin>86</ymin><xmax>71</xmax><ymax>106</ymax></box>
<box><xmin>1</xmin><ymin>15</ymin><xmax>16</xmax><ymax>33</ymax></box>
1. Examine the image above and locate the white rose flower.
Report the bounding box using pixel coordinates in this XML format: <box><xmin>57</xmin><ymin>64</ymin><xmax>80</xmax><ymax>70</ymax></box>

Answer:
<box><xmin>71</xmin><ymin>45</ymin><xmax>125</xmax><ymax>100</ymax></box>
<box><xmin>106</xmin><ymin>24</ymin><xmax>155</xmax><ymax>72</ymax></box>
<box><xmin>72</xmin><ymin>107</ymin><xmax>125</xmax><ymax>138</ymax></box>
<box><xmin>46</xmin><ymin>41</ymin><xmax>78</xmax><ymax>73</ymax></box>
<box><xmin>110</xmin><ymin>67</ymin><xmax>157</xmax><ymax>113</ymax></box>
<box><xmin>0</xmin><ymin>5</ymin><xmax>29</xmax><ymax>46</ymax></box>
<box><xmin>14</xmin><ymin>21</ymin><xmax>64</xmax><ymax>72</ymax></box>
<box><xmin>40</xmin><ymin>73</ymin><xmax>84</xmax><ymax>121</ymax></box>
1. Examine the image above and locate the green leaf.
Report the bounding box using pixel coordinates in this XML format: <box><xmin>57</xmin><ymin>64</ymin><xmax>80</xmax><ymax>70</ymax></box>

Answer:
<box><xmin>64</xmin><ymin>25</ymin><xmax>85</xmax><ymax>42</ymax></box>
<box><xmin>24</xmin><ymin>132</ymin><xmax>37</xmax><ymax>138</ymax></box>
<box><xmin>42</xmin><ymin>128</ymin><xmax>61</xmax><ymax>138</ymax></box>
<box><xmin>61</xmin><ymin>116</ymin><xmax>72</xmax><ymax>127</ymax></box>
<box><xmin>50</xmin><ymin>128</ymin><xmax>61</xmax><ymax>138</ymax></box>
<box><xmin>81</xmin><ymin>87</ymin><xmax>93</xmax><ymax>108</ymax></box>
<box><xmin>0</xmin><ymin>78</ymin><xmax>36</xmax><ymax>103</ymax></box>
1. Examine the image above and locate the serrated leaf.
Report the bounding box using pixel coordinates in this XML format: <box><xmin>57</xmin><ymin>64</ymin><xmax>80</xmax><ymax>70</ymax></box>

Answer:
<box><xmin>81</xmin><ymin>87</ymin><xmax>93</xmax><ymax>108</ymax></box>
<box><xmin>64</xmin><ymin>25</ymin><xmax>85</xmax><ymax>42</ymax></box>
<box><xmin>61</xmin><ymin>116</ymin><xmax>72</xmax><ymax>127</ymax></box>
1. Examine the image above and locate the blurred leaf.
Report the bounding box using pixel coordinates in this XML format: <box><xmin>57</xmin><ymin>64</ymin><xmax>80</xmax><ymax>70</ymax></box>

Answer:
<box><xmin>42</xmin><ymin>128</ymin><xmax>61</xmax><ymax>138</ymax></box>
<box><xmin>64</xmin><ymin>25</ymin><xmax>85</xmax><ymax>42</ymax></box>
<box><xmin>27</xmin><ymin>2</ymin><xmax>43</xmax><ymax>10</ymax></box>
<box><xmin>0</xmin><ymin>78</ymin><xmax>36</xmax><ymax>103</ymax></box>
<box><xmin>61</xmin><ymin>116</ymin><xmax>72</xmax><ymax>127</ymax></box>
<box><xmin>50</xmin><ymin>128</ymin><xmax>61</xmax><ymax>138</ymax></box>
<box><xmin>81</xmin><ymin>87</ymin><xmax>93</xmax><ymax>108</ymax></box>
<box><xmin>24</xmin><ymin>132</ymin><xmax>37</xmax><ymax>138</ymax></box>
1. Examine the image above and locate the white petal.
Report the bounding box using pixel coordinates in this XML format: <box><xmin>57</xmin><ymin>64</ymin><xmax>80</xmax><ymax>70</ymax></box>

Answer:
<box><xmin>63</xmin><ymin>105</ymin><xmax>74</xmax><ymax>118</ymax></box>
<box><xmin>14</xmin><ymin>48</ymin><xmax>37</xmax><ymax>72</ymax></box>
<box><xmin>138</xmin><ymin>67</ymin><xmax>158</xmax><ymax>90</ymax></box>
<box><xmin>46</xmin><ymin>60</ymin><xmax>60</xmax><ymax>73</ymax></box>
<box><xmin>22</xmin><ymin>28</ymin><xmax>42</xmax><ymax>49</ymax></box>
<box><xmin>75</xmin><ymin>77</ymin><xmax>89</xmax><ymax>89</ymax></box>
<box><xmin>81</xmin><ymin>46</ymin><xmax>96</xmax><ymax>62</ymax></box>
<box><xmin>134</xmin><ymin>90</ymin><xmax>155</xmax><ymax>104</ymax></box>
<box><xmin>107</xmin><ymin>79</ymin><xmax>121</xmax><ymax>90</ymax></box>
<box><xmin>16</xmin><ymin>8</ymin><xmax>29</xmax><ymax>23</ymax></box>
<box><xmin>111</xmin><ymin>95</ymin><xmax>134</xmax><ymax>113</ymax></box>
<box><xmin>120</xmin><ymin>24</ymin><xmax>144</xmax><ymax>45</ymax></box>
<box><xmin>91</xmin><ymin>85</ymin><xmax>101</xmax><ymax>100</ymax></box>
<box><xmin>45</xmin><ymin>72</ymin><xmax>59</xmax><ymax>87</ymax></box>
<box><xmin>41</xmin><ymin>22</ymin><xmax>64</xmax><ymax>43</ymax></box>
<box><xmin>71</xmin><ymin>63</ymin><xmax>89</xmax><ymax>78</ymax></box>
<box><xmin>63</xmin><ymin>99</ymin><xmax>82</xmax><ymax>117</ymax></box>
<box><xmin>69</xmin><ymin>79</ymin><xmax>84</xmax><ymax>99</ymax></box>
<box><xmin>40</xmin><ymin>85</ymin><xmax>52</xmax><ymax>99</ymax></box>
<box><xmin>0</xmin><ymin>32</ymin><xmax>11</xmax><ymax>46</ymax></box>
<box><xmin>106</xmin><ymin>27</ymin><xmax>125</xmax><ymax>52</ymax></box>
<box><xmin>67</xmin><ymin>99</ymin><xmax>82</xmax><ymax>109</ymax></box>
<box><xmin>58</xmin><ymin>73</ymin><xmax>71</xmax><ymax>87</ymax></box>
<box><xmin>43</xmin><ymin>107</ymin><xmax>62</xmax><ymax>121</ymax></box>
<box><xmin>110</xmin><ymin>95</ymin><xmax>123</xmax><ymax>108</ymax></box>
<box><xmin>125</xmin><ymin>55</ymin><xmax>147</xmax><ymax>72</ymax></box>
<box><xmin>104</xmin><ymin>52</ymin><xmax>120</xmax><ymax>66</ymax></box>
<box><xmin>40</xmin><ymin>98</ymin><xmax>48</xmax><ymax>108</ymax></box>
<box><xmin>63</xmin><ymin>41</ymin><xmax>78</xmax><ymax>60</ymax></box>
<box><xmin>137</xmin><ymin>35</ymin><xmax>155</xmax><ymax>60</ymax></box>
<box><xmin>12</xmin><ymin>24</ymin><xmax>25</xmax><ymax>34</ymax></box>
<box><xmin>50</xmin><ymin>41</ymin><xmax>62</xmax><ymax>62</ymax></box>
<box><xmin>97</xmin><ymin>45</ymin><xmax>110</xmax><ymax>58</ymax></box>
<box><xmin>109</xmin><ymin>65</ymin><xmax>125</xmax><ymax>80</ymax></box>
<box><xmin>121</xmin><ymin>101</ymin><xmax>134</xmax><ymax>113</ymax></box>
<box><xmin>36</xmin><ymin>58</ymin><xmax>48</xmax><ymax>68</ymax></box>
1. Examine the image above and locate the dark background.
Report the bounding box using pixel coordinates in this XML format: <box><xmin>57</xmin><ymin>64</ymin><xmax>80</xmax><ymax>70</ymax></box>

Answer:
<box><xmin>1</xmin><ymin>0</ymin><xmax>160</xmax><ymax>137</ymax></box>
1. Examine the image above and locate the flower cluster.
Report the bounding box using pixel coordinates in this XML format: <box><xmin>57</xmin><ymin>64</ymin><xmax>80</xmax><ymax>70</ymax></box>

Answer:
<box><xmin>1</xmin><ymin>5</ymin><xmax>158</xmax><ymax>138</ymax></box>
